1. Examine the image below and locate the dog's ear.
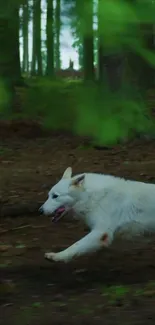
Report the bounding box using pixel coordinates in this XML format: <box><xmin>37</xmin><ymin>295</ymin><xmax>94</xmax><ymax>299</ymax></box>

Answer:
<box><xmin>62</xmin><ymin>167</ymin><xmax>72</xmax><ymax>179</ymax></box>
<box><xmin>71</xmin><ymin>174</ymin><xmax>85</xmax><ymax>188</ymax></box>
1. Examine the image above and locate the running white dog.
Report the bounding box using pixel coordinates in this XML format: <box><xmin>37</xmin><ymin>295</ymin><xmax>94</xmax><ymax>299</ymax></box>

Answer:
<box><xmin>39</xmin><ymin>167</ymin><xmax>155</xmax><ymax>263</ymax></box>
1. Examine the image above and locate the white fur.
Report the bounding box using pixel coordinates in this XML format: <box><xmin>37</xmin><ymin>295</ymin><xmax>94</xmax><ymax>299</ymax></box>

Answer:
<box><xmin>41</xmin><ymin>167</ymin><xmax>155</xmax><ymax>263</ymax></box>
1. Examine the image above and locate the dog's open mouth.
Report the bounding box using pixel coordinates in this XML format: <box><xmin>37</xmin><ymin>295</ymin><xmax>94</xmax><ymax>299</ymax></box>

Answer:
<box><xmin>51</xmin><ymin>206</ymin><xmax>66</xmax><ymax>223</ymax></box>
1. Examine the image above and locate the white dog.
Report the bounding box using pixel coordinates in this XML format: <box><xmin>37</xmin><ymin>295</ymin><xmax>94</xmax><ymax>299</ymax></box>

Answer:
<box><xmin>39</xmin><ymin>167</ymin><xmax>155</xmax><ymax>263</ymax></box>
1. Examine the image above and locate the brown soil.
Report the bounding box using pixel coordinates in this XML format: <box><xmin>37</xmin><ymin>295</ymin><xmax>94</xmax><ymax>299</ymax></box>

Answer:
<box><xmin>1</xmin><ymin>123</ymin><xmax>155</xmax><ymax>325</ymax></box>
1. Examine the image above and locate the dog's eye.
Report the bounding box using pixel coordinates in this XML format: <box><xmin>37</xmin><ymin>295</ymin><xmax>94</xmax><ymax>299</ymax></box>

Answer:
<box><xmin>52</xmin><ymin>193</ymin><xmax>59</xmax><ymax>199</ymax></box>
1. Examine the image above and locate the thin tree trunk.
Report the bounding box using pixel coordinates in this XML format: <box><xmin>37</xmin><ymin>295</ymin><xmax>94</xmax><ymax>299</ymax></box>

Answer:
<box><xmin>13</xmin><ymin>4</ymin><xmax>22</xmax><ymax>86</ymax></box>
<box><xmin>31</xmin><ymin>0</ymin><xmax>37</xmax><ymax>75</ymax></box>
<box><xmin>22</xmin><ymin>0</ymin><xmax>29</xmax><ymax>74</ymax></box>
<box><xmin>46</xmin><ymin>0</ymin><xmax>54</xmax><ymax>76</ymax></box>
<box><xmin>78</xmin><ymin>44</ymin><xmax>83</xmax><ymax>69</ymax></box>
<box><xmin>97</xmin><ymin>0</ymin><xmax>104</xmax><ymax>83</ymax></box>
<box><xmin>31</xmin><ymin>0</ymin><xmax>42</xmax><ymax>76</ymax></box>
<box><xmin>36</xmin><ymin>0</ymin><xmax>42</xmax><ymax>75</ymax></box>
<box><xmin>55</xmin><ymin>0</ymin><xmax>61</xmax><ymax>70</ymax></box>
<box><xmin>83</xmin><ymin>0</ymin><xmax>94</xmax><ymax>81</ymax></box>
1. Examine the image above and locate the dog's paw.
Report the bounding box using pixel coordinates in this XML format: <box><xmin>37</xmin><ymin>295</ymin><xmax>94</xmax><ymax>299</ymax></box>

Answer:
<box><xmin>44</xmin><ymin>251</ymin><xmax>71</xmax><ymax>263</ymax></box>
<box><xmin>45</xmin><ymin>252</ymin><xmax>59</xmax><ymax>262</ymax></box>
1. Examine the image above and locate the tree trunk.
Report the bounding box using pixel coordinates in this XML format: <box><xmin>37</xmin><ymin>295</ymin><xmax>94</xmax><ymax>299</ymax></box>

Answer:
<box><xmin>31</xmin><ymin>0</ymin><xmax>42</xmax><ymax>76</ymax></box>
<box><xmin>128</xmin><ymin>23</ymin><xmax>155</xmax><ymax>95</ymax></box>
<box><xmin>31</xmin><ymin>0</ymin><xmax>37</xmax><ymax>75</ymax></box>
<box><xmin>46</xmin><ymin>0</ymin><xmax>54</xmax><ymax>77</ymax></box>
<box><xmin>97</xmin><ymin>0</ymin><xmax>125</xmax><ymax>90</ymax></box>
<box><xmin>13</xmin><ymin>4</ymin><xmax>22</xmax><ymax>86</ymax></box>
<box><xmin>83</xmin><ymin>36</ymin><xmax>94</xmax><ymax>81</ymax></box>
<box><xmin>36</xmin><ymin>0</ymin><xmax>42</xmax><ymax>75</ymax></box>
<box><xmin>22</xmin><ymin>0</ymin><xmax>29</xmax><ymax>74</ymax></box>
<box><xmin>82</xmin><ymin>0</ymin><xmax>94</xmax><ymax>81</ymax></box>
<box><xmin>55</xmin><ymin>0</ymin><xmax>61</xmax><ymax>70</ymax></box>
<box><xmin>78</xmin><ymin>44</ymin><xmax>83</xmax><ymax>69</ymax></box>
<box><xmin>0</xmin><ymin>0</ymin><xmax>22</xmax><ymax>111</ymax></box>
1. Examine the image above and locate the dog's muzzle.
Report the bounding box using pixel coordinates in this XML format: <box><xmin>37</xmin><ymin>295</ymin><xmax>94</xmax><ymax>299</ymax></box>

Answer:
<box><xmin>39</xmin><ymin>204</ymin><xmax>68</xmax><ymax>222</ymax></box>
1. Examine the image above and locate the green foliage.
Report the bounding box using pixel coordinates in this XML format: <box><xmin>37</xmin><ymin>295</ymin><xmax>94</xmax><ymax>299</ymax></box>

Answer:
<box><xmin>98</xmin><ymin>0</ymin><xmax>137</xmax><ymax>50</ymax></box>
<box><xmin>102</xmin><ymin>284</ymin><xmax>129</xmax><ymax>300</ymax></box>
<box><xmin>23</xmin><ymin>78</ymin><xmax>80</xmax><ymax>130</ymax></box>
<box><xmin>67</xmin><ymin>0</ymin><xmax>155</xmax><ymax>143</ymax></box>
<box><xmin>68</xmin><ymin>0</ymin><xmax>155</xmax><ymax>64</ymax></box>
<box><xmin>0</xmin><ymin>0</ymin><xmax>155</xmax><ymax>145</ymax></box>
<box><xmin>74</xmin><ymin>82</ymin><xmax>152</xmax><ymax>144</ymax></box>
<box><xmin>21</xmin><ymin>78</ymin><xmax>153</xmax><ymax>144</ymax></box>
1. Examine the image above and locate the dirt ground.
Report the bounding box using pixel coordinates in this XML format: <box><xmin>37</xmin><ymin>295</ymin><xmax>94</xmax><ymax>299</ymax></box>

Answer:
<box><xmin>1</xmin><ymin>123</ymin><xmax>155</xmax><ymax>324</ymax></box>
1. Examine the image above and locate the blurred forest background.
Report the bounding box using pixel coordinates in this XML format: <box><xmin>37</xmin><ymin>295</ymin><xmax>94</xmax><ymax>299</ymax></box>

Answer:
<box><xmin>1</xmin><ymin>0</ymin><xmax>155</xmax><ymax>144</ymax></box>
<box><xmin>2</xmin><ymin>3</ymin><xmax>155</xmax><ymax>322</ymax></box>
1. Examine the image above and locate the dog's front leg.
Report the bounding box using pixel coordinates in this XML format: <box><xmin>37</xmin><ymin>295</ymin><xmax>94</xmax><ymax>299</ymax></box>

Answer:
<box><xmin>45</xmin><ymin>229</ymin><xmax>112</xmax><ymax>263</ymax></box>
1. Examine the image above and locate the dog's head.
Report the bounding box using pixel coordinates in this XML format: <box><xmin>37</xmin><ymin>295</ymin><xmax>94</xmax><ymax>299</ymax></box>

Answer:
<box><xmin>39</xmin><ymin>167</ymin><xmax>85</xmax><ymax>222</ymax></box>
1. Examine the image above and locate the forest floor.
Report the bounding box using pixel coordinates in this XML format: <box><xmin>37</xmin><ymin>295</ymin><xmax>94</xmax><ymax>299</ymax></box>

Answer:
<box><xmin>1</xmin><ymin>121</ymin><xmax>155</xmax><ymax>324</ymax></box>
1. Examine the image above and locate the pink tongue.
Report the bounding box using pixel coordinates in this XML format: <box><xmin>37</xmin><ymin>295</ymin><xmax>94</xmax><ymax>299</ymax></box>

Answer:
<box><xmin>57</xmin><ymin>207</ymin><xmax>65</xmax><ymax>213</ymax></box>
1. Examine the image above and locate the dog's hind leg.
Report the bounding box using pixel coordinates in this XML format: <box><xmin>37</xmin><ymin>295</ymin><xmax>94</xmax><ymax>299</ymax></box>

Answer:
<box><xmin>45</xmin><ymin>229</ymin><xmax>113</xmax><ymax>263</ymax></box>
